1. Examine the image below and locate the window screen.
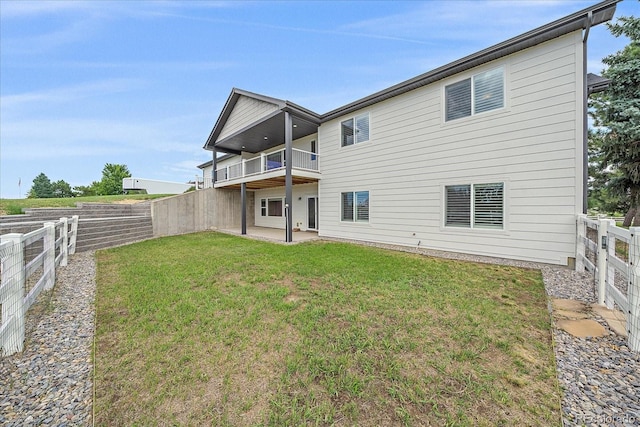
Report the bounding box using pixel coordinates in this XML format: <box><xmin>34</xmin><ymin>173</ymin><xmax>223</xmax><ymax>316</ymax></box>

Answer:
<box><xmin>445</xmin><ymin>185</ymin><xmax>471</xmax><ymax>227</ymax></box>
<box><xmin>341</xmin><ymin>192</ymin><xmax>354</xmax><ymax>221</ymax></box>
<box><xmin>445</xmin><ymin>79</ymin><xmax>472</xmax><ymax>121</ymax></box>
<box><xmin>267</xmin><ymin>198</ymin><xmax>283</xmax><ymax>217</ymax></box>
<box><xmin>355</xmin><ymin>191</ymin><xmax>369</xmax><ymax>221</ymax></box>
<box><xmin>341</xmin><ymin>119</ymin><xmax>354</xmax><ymax>147</ymax></box>
<box><xmin>474</xmin><ymin>183</ymin><xmax>503</xmax><ymax>228</ymax></box>
<box><xmin>474</xmin><ymin>68</ymin><xmax>504</xmax><ymax>114</ymax></box>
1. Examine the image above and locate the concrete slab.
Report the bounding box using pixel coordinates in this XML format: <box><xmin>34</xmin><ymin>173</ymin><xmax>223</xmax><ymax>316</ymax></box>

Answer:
<box><xmin>556</xmin><ymin>319</ymin><xmax>607</xmax><ymax>338</ymax></box>
<box><xmin>220</xmin><ymin>226</ymin><xmax>319</xmax><ymax>244</ymax></box>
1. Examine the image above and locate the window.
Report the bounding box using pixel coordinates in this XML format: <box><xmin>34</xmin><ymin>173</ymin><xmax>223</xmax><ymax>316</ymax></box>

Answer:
<box><xmin>261</xmin><ymin>198</ymin><xmax>283</xmax><ymax>217</ymax></box>
<box><xmin>445</xmin><ymin>183</ymin><xmax>503</xmax><ymax>229</ymax></box>
<box><xmin>341</xmin><ymin>113</ymin><xmax>370</xmax><ymax>146</ymax></box>
<box><xmin>445</xmin><ymin>68</ymin><xmax>504</xmax><ymax>121</ymax></box>
<box><xmin>341</xmin><ymin>191</ymin><xmax>369</xmax><ymax>222</ymax></box>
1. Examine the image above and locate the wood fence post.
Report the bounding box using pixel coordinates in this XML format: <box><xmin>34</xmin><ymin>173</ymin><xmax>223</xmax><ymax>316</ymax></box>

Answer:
<box><xmin>576</xmin><ymin>214</ymin><xmax>587</xmax><ymax>272</ymax></box>
<box><xmin>60</xmin><ymin>217</ymin><xmax>68</xmax><ymax>267</ymax></box>
<box><xmin>0</xmin><ymin>234</ymin><xmax>26</xmax><ymax>356</ymax></box>
<box><xmin>628</xmin><ymin>227</ymin><xmax>640</xmax><ymax>352</ymax></box>
<box><xmin>43</xmin><ymin>222</ymin><xmax>56</xmax><ymax>291</ymax></box>
<box><xmin>596</xmin><ymin>219</ymin><xmax>613</xmax><ymax>306</ymax></box>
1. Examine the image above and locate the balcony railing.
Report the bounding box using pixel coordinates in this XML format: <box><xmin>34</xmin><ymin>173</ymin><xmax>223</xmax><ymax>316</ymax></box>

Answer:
<box><xmin>215</xmin><ymin>148</ymin><xmax>319</xmax><ymax>183</ymax></box>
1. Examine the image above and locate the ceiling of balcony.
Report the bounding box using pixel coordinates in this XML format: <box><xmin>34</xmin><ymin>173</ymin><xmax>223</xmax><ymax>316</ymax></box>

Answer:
<box><xmin>215</xmin><ymin>112</ymin><xmax>318</xmax><ymax>154</ymax></box>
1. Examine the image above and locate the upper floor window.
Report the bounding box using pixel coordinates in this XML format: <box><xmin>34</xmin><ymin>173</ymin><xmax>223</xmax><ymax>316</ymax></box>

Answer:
<box><xmin>445</xmin><ymin>68</ymin><xmax>504</xmax><ymax>121</ymax></box>
<box><xmin>341</xmin><ymin>113</ymin><xmax>370</xmax><ymax>147</ymax></box>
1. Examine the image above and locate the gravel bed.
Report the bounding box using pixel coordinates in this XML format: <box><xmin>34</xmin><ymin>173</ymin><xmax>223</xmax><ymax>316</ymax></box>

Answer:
<box><xmin>1</xmin><ymin>241</ymin><xmax>639</xmax><ymax>426</ymax></box>
<box><xmin>0</xmin><ymin>251</ymin><xmax>95</xmax><ymax>426</ymax></box>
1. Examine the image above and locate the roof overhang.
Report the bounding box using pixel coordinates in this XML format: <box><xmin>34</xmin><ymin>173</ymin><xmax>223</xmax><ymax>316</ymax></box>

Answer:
<box><xmin>204</xmin><ymin>88</ymin><xmax>321</xmax><ymax>154</ymax></box>
<box><xmin>587</xmin><ymin>72</ymin><xmax>612</xmax><ymax>94</ymax></box>
<box><xmin>202</xmin><ymin>0</ymin><xmax>619</xmax><ymax>156</ymax></box>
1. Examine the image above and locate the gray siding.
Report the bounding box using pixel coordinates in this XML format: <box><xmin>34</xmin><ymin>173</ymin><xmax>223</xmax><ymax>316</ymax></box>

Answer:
<box><xmin>317</xmin><ymin>31</ymin><xmax>583</xmax><ymax>265</ymax></box>
<box><xmin>218</xmin><ymin>96</ymin><xmax>279</xmax><ymax>141</ymax></box>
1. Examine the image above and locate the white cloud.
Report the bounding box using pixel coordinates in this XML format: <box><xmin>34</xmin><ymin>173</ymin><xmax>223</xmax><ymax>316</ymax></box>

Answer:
<box><xmin>0</xmin><ymin>79</ymin><xmax>143</xmax><ymax>110</ymax></box>
<box><xmin>340</xmin><ymin>1</ymin><xmax>593</xmax><ymax>45</ymax></box>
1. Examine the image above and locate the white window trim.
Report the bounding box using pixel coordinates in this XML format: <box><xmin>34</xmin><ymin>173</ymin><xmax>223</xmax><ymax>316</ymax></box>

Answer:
<box><xmin>443</xmin><ymin>66</ymin><xmax>506</xmax><ymax>123</ymax></box>
<box><xmin>261</xmin><ymin>197</ymin><xmax>284</xmax><ymax>217</ymax></box>
<box><xmin>340</xmin><ymin>113</ymin><xmax>371</xmax><ymax>147</ymax></box>
<box><xmin>340</xmin><ymin>190</ymin><xmax>370</xmax><ymax>223</ymax></box>
<box><xmin>441</xmin><ymin>182</ymin><xmax>507</xmax><ymax>232</ymax></box>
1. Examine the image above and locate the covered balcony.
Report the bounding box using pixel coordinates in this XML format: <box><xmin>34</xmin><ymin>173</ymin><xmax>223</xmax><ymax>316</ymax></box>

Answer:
<box><xmin>215</xmin><ymin>147</ymin><xmax>320</xmax><ymax>189</ymax></box>
<box><xmin>203</xmin><ymin>88</ymin><xmax>322</xmax><ymax>241</ymax></box>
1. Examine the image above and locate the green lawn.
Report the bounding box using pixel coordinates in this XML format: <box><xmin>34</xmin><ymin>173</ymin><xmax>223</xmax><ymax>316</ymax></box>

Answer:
<box><xmin>94</xmin><ymin>232</ymin><xmax>561</xmax><ymax>426</ymax></box>
<box><xmin>0</xmin><ymin>194</ymin><xmax>170</xmax><ymax>215</ymax></box>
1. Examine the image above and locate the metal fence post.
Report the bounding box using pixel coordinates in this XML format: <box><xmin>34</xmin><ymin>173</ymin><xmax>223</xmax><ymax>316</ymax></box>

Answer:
<box><xmin>0</xmin><ymin>234</ymin><xmax>26</xmax><ymax>356</ymax></box>
<box><xmin>43</xmin><ymin>222</ymin><xmax>56</xmax><ymax>291</ymax></box>
<box><xmin>628</xmin><ymin>227</ymin><xmax>640</xmax><ymax>352</ymax></box>
<box><xmin>60</xmin><ymin>217</ymin><xmax>69</xmax><ymax>267</ymax></box>
<box><xmin>576</xmin><ymin>214</ymin><xmax>587</xmax><ymax>272</ymax></box>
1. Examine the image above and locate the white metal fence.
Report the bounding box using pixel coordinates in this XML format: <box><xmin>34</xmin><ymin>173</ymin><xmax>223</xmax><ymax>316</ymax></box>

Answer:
<box><xmin>576</xmin><ymin>215</ymin><xmax>640</xmax><ymax>352</ymax></box>
<box><xmin>0</xmin><ymin>216</ymin><xmax>79</xmax><ymax>356</ymax></box>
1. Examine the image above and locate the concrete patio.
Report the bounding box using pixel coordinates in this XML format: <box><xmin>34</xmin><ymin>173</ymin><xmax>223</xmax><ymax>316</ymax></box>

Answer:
<box><xmin>219</xmin><ymin>226</ymin><xmax>319</xmax><ymax>244</ymax></box>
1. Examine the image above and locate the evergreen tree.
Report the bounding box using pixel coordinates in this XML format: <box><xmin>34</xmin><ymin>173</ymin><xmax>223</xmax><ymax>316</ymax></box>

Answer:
<box><xmin>52</xmin><ymin>180</ymin><xmax>74</xmax><ymax>198</ymax></box>
<box><xmin>590</xmin><ymin>13</ymin><xmax>640</xmax><ymax>225</ymax></box>
<box><xmin>28</xmin><ymin>173</ymin><xmax>54</xmax><ymax>198</ymax></box>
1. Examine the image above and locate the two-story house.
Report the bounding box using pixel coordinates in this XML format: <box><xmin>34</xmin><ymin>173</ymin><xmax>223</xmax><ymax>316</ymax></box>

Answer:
<box><xmin>199</xmin><ymin>0</ymin><xmax>619</xmax><ymax>266</ymax></box>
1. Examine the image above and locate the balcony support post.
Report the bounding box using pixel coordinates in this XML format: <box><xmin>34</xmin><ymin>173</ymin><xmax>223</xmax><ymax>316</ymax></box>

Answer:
<box><xmin>241</xmin><ymin>182</ymin><xmax>247</xmax><ymax>235</ymax></box>
<box><xmin>285</xmin><ymin>112</ymin><xmax>293</xmax><ymax>243</ymax></box>
<box><xmin>212</xmin><ymin>146</ymin><xmax>217</xmax><ymax>186</ymax></box>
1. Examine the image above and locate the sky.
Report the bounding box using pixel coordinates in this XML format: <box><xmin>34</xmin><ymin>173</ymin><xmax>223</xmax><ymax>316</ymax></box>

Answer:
<box><xmin>1</xmin><ymin>0</ymin><xmax>637</xmax><ymax>199</ymax></box>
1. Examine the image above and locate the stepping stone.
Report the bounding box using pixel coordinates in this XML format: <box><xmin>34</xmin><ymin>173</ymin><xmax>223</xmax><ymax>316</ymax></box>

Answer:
<box><xmin>554</xmin><ymin>309</ymin><xmax>590</xmax><ymax>320</ymax></box>
<box><xmin>552</xmin><ymin>299</ymin><xmax>587</xmax><ymax>312</ymax></box>
<box><xmin>591</xmin><ymin>304</ymin><xmax>628</xmax><ymax>337</ymax></box>
<box><xmin>556</xmin><ymin>319</ymin><xmax>607</xmax><ymax>338</ymax></box>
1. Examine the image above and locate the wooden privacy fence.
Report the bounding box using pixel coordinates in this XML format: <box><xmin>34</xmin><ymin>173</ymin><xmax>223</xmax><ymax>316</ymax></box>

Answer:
<box><xmin>0</xmin><ymin>216</ymin><xmax>79</xmax><ymax>357</ymax></box>
<box><xmin>576</xmin><ymin>215</ymin><xmax>640</xmax><ymax>352</ymax></box>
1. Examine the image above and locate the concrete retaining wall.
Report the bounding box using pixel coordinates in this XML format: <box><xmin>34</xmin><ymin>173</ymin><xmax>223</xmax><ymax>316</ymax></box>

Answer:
<box><xmin>150</xmin><ymin>188</ymin><xmax>254</xmax><ymax>237</ymax></box>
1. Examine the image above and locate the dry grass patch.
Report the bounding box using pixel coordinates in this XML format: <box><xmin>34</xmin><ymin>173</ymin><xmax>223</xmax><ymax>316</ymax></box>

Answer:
<box><xmin>94</xmin><ymin>232</ymin><xmax>561</xmax><ymax>426</ymax></box>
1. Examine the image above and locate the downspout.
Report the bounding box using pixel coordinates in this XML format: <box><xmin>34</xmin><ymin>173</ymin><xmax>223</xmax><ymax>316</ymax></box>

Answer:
<box><xmin>582</xmin><ymin>11</ymin><xmax>593</xmax><ymax>215</ymax></box>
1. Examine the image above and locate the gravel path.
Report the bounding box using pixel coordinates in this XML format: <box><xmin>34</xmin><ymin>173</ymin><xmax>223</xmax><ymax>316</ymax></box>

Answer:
<box><xmin>1</xmin><ymin>243</ymin><xmax>639</xmax><ymax>426</ymax></box>
<box><xmin>0</xmin><ymin>251</ymin><xmax>95</xmax><ymax>426</ymax></box>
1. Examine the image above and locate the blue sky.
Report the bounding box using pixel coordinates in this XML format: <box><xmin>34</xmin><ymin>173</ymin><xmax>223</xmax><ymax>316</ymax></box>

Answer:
<box><xmin>1</xmin><ymin>0</ymin><xmax>637</xmax><ymax>199</ymax></box>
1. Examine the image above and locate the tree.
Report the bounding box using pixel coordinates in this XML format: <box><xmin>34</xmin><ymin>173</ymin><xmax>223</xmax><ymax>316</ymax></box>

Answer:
<box><xmin>96</xmin><ymin>163</ymin><xmax>131</xmax><ymax>195</ymax></box>
<box><xmin>28</xmin><ymin>173</ymin><xmax>53</xmax><ymax>198</ymax></box>
<box><xmin>72</xmin><ymin>183</ymin><xmax>98</xmax><ymax>197</ymax></box>
<box><xmin>590</xmin><ymin>13</ymin><xmax>640</xmax><ymax>225</ymax></box>
<box><xmin>51</xmin><ymin>180</ymin><xmax>74</xmax><ymax>198</ymax></box>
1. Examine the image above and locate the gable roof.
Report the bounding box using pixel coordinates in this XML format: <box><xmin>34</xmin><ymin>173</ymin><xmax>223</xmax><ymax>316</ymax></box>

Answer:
<box><xmin>204</xmin><ymin>0</ymin><xmax>619</xmax><ymax>151</ymax></box>
<box><xmin>203</xmin><ymin>88</ymin><xmax>320</xmax><ymax>152</ymax></box>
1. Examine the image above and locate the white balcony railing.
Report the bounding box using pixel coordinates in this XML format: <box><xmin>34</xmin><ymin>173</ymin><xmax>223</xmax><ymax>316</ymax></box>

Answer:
<box><xmin>215</xmin><ymin>148</ymin><xmax>319</xmax><ymax>183</ymax></box>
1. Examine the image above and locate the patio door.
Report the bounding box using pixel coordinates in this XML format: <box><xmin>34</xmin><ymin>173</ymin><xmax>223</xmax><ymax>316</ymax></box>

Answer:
<box><xmin>307</xmin><ymin>196</ymin><xmax>318</xmax><ymax>230</ymax></box>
